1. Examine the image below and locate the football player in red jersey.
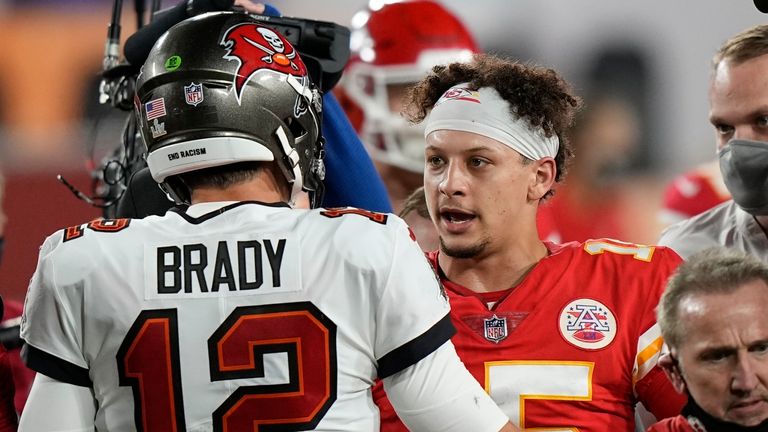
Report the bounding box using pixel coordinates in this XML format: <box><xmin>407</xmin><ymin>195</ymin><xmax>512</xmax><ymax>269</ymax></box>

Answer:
<box><xmin>374</xmin><ymin>53</ymin><xmax>687</xmax><ymax>431</ymax></box>
<box><xmin>649</xmin><ymin>248</ymin><xmax>768</xmax><ymax>431</ymax></box>
<box><xmin>336</xmin><ymin>0</ymin><xmax>478</xmax><ymax>251</ymax></box>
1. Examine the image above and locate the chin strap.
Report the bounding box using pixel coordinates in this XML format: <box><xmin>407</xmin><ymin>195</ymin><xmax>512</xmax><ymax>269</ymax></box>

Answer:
<box><xmin>275</xmin><ymin>125</ymin><xmax>304</xmax><ymax>208</ymax></box>
<box><xmin>682</xmin><ymin>398</ymin><xmax>768</xmax><ymax>432</ymax></box>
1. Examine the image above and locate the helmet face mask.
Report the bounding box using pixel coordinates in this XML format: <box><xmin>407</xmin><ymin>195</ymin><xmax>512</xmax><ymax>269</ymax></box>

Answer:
<box><xmin>339</xmin><ymin>0</ymin><xmax>478</xmax><ymax>174</ymax></box>
<box><xmin>135</xmin><ymin>12</ymin><xmax>325</xmax><ymax>207</ymax></box>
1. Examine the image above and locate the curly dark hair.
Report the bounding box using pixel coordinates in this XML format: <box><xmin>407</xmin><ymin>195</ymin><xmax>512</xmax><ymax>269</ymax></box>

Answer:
<box><xmin>404</xmin><ymin>53</ymin><xmax>581</xmax><ymax>198</ymax></box>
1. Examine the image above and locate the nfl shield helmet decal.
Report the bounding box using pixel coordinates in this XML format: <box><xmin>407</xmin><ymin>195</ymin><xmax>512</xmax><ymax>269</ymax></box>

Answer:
<box><xmin>483</xmin><ymin>315</ymin><xmax>508</xmax><ymax>343</ymax></box>
<box><xmin>184</xmin><ymin>82</ymin><xmax>204</xmax><ymax>106</ymax></box>
<box><xmin>559</xmin><ymin>298</ymin><xmax>617</xmax><ymax>350</ymax></box>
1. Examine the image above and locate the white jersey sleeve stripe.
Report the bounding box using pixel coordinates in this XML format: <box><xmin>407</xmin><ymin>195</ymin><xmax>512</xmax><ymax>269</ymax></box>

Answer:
<box><xmin>632</xmin><ymin>323</ymin><xmax>663</xmax><ymax>385</ymax></box>
<box><xmin>377</xmin><ymin>314</ymin><xmax>455</xmax><ymax>379</ymax></box>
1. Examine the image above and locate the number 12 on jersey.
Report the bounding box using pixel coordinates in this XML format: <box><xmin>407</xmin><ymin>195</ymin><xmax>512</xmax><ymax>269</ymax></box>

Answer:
<box><xmin>117</xmin><ymin>303</ymin><xmax>337</xmax><ymax>432</ymax></box>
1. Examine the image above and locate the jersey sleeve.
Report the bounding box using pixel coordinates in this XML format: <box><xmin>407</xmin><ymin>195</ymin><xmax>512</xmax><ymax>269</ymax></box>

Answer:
<box><xmin>633</xmin><ymin>247</ymin><xmax>686</xmax><ymax>419</ymax></box>
<box><xmin>20</xmin><ymin>234</ymin><xmax>92</xmax><ymax>387</ymax></box>
<box><xmin>374</xmin><ymin>218</ymin><xmax>454</xmax><ymax>379</ymax></box>
<box><xmin>382</xmin><ymin>342</ymin><xmax>509</xmax><ymax>432</ymax></box>
<box><xmin>18</xmin><ymin>374</ymin><xmax>96</xmax><ymax>431</ymax></box>
<box><xmin>372</xmin><ymin>379</ymin><xmax>409</xmax><ymax>432</ymax></box>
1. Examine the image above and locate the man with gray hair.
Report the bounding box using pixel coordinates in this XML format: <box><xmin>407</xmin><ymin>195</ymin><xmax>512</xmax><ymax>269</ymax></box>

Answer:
<box><xmin>649</xmin><ymin>247</ymin><xmax>768</xmax><ymax>431</ymax></box>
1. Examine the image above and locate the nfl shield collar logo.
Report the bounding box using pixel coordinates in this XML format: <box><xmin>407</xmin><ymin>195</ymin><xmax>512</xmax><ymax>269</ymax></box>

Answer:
<box><xmin>184</xmin><ymin>82</ymin><xmax>204</xmax><ymax>106</ymax></box>
<box><xmin>483</xmin><ymin>315</ymin><xmax>508</xmax><ymax>343</ymax></box>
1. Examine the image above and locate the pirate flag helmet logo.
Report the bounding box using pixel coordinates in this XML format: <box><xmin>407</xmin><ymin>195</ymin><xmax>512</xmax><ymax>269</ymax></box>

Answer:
<box><xmin>221</xmin><ymin>22</ymin><xmax>309</xmax><ymax>106</ymax></box>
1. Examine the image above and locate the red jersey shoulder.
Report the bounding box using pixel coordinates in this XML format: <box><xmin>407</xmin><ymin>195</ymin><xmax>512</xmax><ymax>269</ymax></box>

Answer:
<box><xmin>564</xmin><ymin>238</ymin><xmax>682</xmax><ymax>268</ymax></box>
<box><xmin>548</xmin><ymin>239</ymin><xmax>682</xmax><ymax>299</ymax></box>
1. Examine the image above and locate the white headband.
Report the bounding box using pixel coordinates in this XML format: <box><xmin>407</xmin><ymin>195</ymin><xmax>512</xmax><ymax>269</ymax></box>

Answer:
<box><xmin>424</xmin><ymin>83</ymin><xmax>559</xmax><ymax>160</ymax></box>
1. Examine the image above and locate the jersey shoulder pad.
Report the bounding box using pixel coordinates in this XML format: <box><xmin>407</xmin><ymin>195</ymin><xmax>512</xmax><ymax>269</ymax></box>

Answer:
<box><xmin>578</xmin><ymin>238</ymin><xmax>681</xmax><ymax>266</ymax></box>
<box><xmin>307</xmin><ymin>207</ymin><xmax>413</xmax><ymax>268</ymax></box>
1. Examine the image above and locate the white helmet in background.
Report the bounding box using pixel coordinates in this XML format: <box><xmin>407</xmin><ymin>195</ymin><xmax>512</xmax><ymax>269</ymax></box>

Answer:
<box><xmin>337</xmin><ymin>0</ymin><xmax>478</xmax><ymax>172</ymax></box>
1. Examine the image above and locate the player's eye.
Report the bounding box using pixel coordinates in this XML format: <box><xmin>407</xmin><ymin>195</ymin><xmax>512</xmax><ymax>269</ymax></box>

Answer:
<box><xmin>701</xmin><ymin>350</ymin><xmax>731</xmax><ymax>363</ymax></box>
<box><xmin>750</xmin><ymin>342</ymin><xmax>768</xmax><ymax>355</ymax></box>
<box><xmin>469</xmin><ymin>157</ymin><xmax>488</xmax><ymax>168</ymax></box>
<box><xmin>757</xmin><ymin>116</ymin><xmax>768</xmax><ymax>127</ymax></box>
<box><xmin>427</xmin><ymin>155</ymin><xmax>445</xmax><ymax>168</ymax></box>
<box><xmin>714</xmin><ymin>123</ymin><xmax>734</xmax><ymax>136</ymax></box>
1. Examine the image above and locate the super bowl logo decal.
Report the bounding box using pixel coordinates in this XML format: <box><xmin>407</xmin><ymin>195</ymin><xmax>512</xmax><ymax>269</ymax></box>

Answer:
<box><xmin>144</xmin><ymin>97</ymin><xmax>167</xmax><ymax>138</ymax></box>
<box><xmin>559</xmin><ymin>298</ymin><xmax>617</xmax><ymax>350</ymax></box>
<box><xmin>483</xmin><ymin>315</ymin><xmax>508</xmax><ymax>343</ymax></box>
<box><xmin>435</xmin><ymin>87</ymin><xmax>481</xmax><ymax>106</ymax></box>
<box><xmin>221</xmin><ymin>23</ymin><xmax>307</xmax><ymax>104</ymax></box>
<box><xmin>184</xmin><ymin>82</ymin><xmax>204</xmax><ymax>106</ymax></box>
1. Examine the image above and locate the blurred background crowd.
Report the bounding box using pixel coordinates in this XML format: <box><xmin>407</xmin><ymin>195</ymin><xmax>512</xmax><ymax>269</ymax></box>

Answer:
<box><xmin>0</xmin><ymin>0</ymin><xmax>764</xmax><ymax>304</ymax></box>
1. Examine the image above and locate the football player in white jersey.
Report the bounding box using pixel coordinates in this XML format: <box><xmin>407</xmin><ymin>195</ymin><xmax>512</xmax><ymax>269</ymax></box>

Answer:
<box><xmin>18</xmin><ymin>12</ymin><xmax>516</xmax><ymax>432</ymax></box>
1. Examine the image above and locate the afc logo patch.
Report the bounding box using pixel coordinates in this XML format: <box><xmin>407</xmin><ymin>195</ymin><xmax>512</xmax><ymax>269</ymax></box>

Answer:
<box><xmin>558</xmin><ymin>298</ymin><xmax>617</xmax><ymax>350</ymax></box>
<box><xmin>483</xmin><ymin>315</ymin><xmax>508</xmax><ymax>343</ymax></box>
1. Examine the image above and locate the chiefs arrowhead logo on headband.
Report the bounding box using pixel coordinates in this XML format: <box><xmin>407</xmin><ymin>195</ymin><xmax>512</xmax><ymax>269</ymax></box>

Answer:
<box><xmin>221</xmin><ymin>23</ymin><xmax>308</xmax><ymax>104</ymax></box>
<box><xmin>435</xmin><ymin>86</ymin><xmax>481</xmax><ymax>106</ymax></box>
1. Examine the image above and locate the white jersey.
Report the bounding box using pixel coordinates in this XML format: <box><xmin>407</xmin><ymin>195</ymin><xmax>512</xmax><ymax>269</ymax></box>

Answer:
<box><xmin>658</xmin><ymin>200</ymin><xmax>768</xmax><ymax>261</ymax></box>
<box><xmin>21</xmin><ymin>201</ymin><xmax>454</xmax><ymax>432</ymax></box>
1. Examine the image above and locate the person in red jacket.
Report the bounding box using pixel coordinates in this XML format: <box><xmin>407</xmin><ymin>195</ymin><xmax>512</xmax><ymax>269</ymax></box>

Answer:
<box><xmin>649</xmin><ymin>247</ymin><xmax>768</xmax><ymax>432</ymax></box>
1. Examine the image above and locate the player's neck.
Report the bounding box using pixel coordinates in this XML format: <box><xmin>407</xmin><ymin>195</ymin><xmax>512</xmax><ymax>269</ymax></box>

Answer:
<box><xmin>438</xmin><ymin>239</ymin><xmax>549</xmax><ymax>293</ymax></box>
<box><xmin>190</xmin><ymin>178</ymin><xmax>289</xmax><ymax>205</ymax></box>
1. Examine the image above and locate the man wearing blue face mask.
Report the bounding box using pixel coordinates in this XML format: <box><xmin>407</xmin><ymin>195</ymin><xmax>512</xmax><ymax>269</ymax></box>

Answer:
<box><xmin>659</xmin><ymin>24</ymin><xmax>768</xmax><ymax>260</ymax></box>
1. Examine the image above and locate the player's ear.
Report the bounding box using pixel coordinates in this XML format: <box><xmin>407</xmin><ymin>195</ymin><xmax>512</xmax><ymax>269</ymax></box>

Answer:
<box><xmin>528</xmin><ymin>156</ymin><xmax>556</xmax><ymax>201</ymax></box>
<box><xmin>659</xmin><ymin>353</ymin><xmax>686</xmax><ymax>394</ymax></box>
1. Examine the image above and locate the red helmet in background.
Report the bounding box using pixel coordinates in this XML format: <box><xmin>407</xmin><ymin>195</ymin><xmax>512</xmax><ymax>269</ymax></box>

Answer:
<box><xmin>337</xmin><ymin>0</ymin><xmax>478</xmax><ymax>172</ymax></box>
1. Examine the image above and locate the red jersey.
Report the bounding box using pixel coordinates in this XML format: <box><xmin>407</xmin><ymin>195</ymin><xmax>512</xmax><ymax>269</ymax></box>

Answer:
<box><xmin>646</xmin><ymin>416</ymin><xmax>698</xmax><ymax>432</ymax></box>
<box><xmin>375</xmin><ymin>239</ymin><xmax>686</xmax><ymax>431</ymax></box>
<box><xmin>660</xmin><ymin>162</ymin><xmax>730</xmax><ymax>225</ymax></box>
